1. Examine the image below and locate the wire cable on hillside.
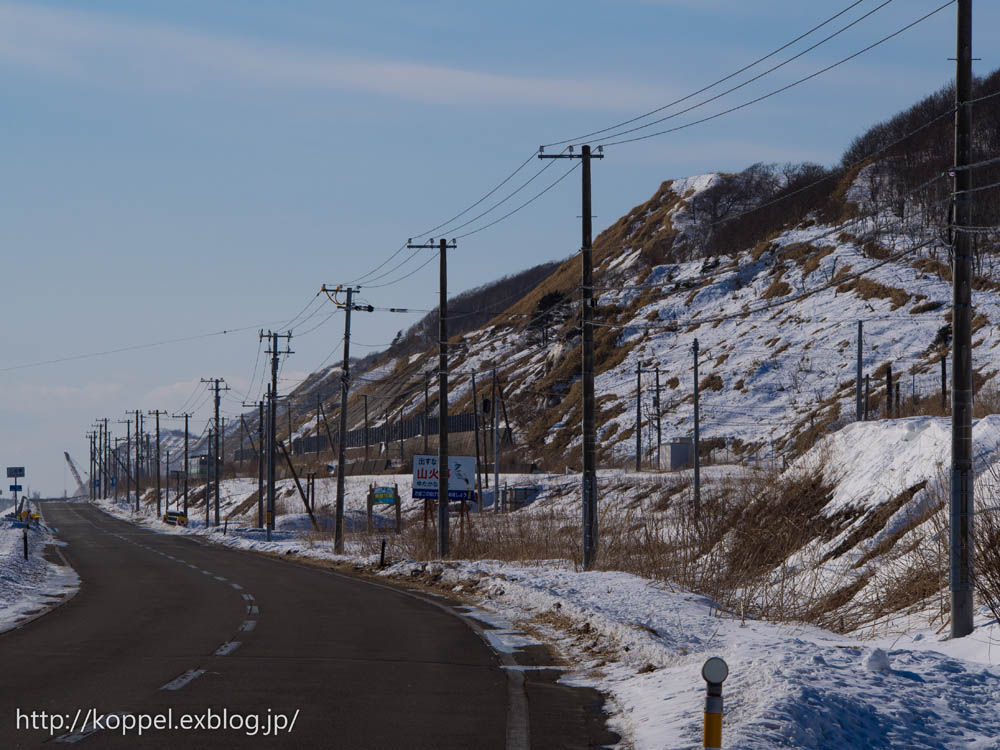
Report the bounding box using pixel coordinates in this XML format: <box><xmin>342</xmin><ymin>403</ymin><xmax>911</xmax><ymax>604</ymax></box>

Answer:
<box><xmin>598</xmin><ymin>1</ymin><xmax>955</xmax><ymax>148</ymax></box>
<box><xmin>543</xmin><ymin>0</ymin><xmax>872</xmax><ymax>148</ymax></box>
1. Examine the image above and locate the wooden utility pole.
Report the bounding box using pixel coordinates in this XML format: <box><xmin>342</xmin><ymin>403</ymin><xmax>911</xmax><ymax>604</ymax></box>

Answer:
<box><xmin>951</xmin><ymin>0</ymin><xmax>974</xmax><ymax>638</ymax></box>
<box><xmin>258</xmin><ymin>401</ymin><xmax>265</xmax><ymax>527</ymax></box>
<box><xmin>261</xmin><ymin>331</ymin><xmax>293</xmax><ymax>541</ymax></box>
<box><xmin>147</xmin><ymin>410</ymin><xmax>168</xmax><ymax>517</ymax></box>
<box><xmin>424</xmin><ymin>373</ymin><xmax>430</xmax><ymax>454</ymax></box>
<box><xmin>171</xmin><ymin>413</ymin><xmax>191</xmax><ymax>517</ymax></box>
<box><xmin>472</xmin><ymin>372</ymin><xmax>484</xmax><ymax>511</ymax></box>
<box><xmin>856</xmin><ymin>321</ymin><xmax>863</xmax><ymax>422</ymax></box>
<box><xmin>201</xmin><ymin>378</ymin><xmax>229</xmax><ymax>526</ymax></box>
<box><xmin>320</xmin><ymin>284</ymin><xmax>373</xmax><ymax>553</ymax></box>
<box><xmin>539</xmin><ymin>143</ymin><xmax>603</xmax><ymax>568</ymax></box>
<box><xmin>125</xmin><ymin>410</ymin><xmax>141</xmax><ymax>511</ymax></box>
<box><xmin>655</xmin><ymin>368</ymin><xmax>662</xmax><ymax>470</ymax></box>
<box><xmin>635</xmin><ymin>364</ymin><xmax>642</xmax><ymax>472</ymax></box>
<box><xmin>693</xmin><ymin>338</ymin><xmax>701</xmax><ymax>518</ymax></box>
<box><xmin>406</xmin><ymin>239</ymin><xmax>457</xmax><ymax>557</ymax></box>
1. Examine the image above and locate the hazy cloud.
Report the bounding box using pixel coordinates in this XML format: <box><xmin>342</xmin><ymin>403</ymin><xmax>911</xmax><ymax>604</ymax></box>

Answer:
<box><xmin>0</xmin><ymin>2</ymin><xmax>666</xmax><ymax>110</ymax></box>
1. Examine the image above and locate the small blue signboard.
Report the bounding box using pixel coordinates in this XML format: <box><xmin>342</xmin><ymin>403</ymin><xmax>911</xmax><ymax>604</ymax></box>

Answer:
<box><xmin>9</xmin><ymin>485</ymin><xmax>22</xmax><ymax>493</ymax></box>
<box><xmin>373</xmin><ymin>486</ymin><xmax>395</xmax><ymax>505</ymax></box>
<box><xmin>110</xmin><ymin>477</ymin><xmax>117</xmax><ymax>487</ymax></box>
<box><xmin>93</xmin><ymin>479</ymin><xmax>100</xmax><ymax>488</ymax></box>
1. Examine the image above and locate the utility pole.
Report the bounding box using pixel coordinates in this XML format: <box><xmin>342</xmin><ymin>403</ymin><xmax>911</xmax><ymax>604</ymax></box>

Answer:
<box><xmin>201</xmin><ymin>378</ymin><xmax>229</xmax><ymax>526</ymax></box>
<box><xmin>261</xmin><ymin>331</ymin><xmax>293</xmax><ymax>541</ymax></box>
<box><xmin>87</xmin><ymin>431</ymin><xmax>96</xmax><ymax>501</ymax></box>
<box><xmin>118</xmin><ymin>418</ymin><xmax>132</xmax><ymax>507</ymax></box>
<box><xmin>493</xmin><ymin>369</ymin><xmax>500</xmax><ymax>513</ymax></box>
<box><xmin>424</xmin><ymin>373</ymin><xmax>430</xmax><ymax>454</ymax></box>
<box><xmin>635</xmin><ymin>364</ymin><xmax>642</xmax><ymax>472</ymax></box>
<box><xmin>693</xmin><ymin>338</ymin><xmax>701</xmax><ymax>518</ymax></box>
<box><xmin>171</xmin><ymin>412</ymin><xmax>192</xmax><ymax>517</ymax></box>
<box><xmin>321</xmin><ymin>285</ymin><xmax>374</xmax><ymax>553</ymax></box>
<box><xmin>942</xmin><ymin>356</ymin><xmax>948</xmax><ymax>412</ymax></box>
<box><xmin>951</xmin><ymin>0</ymin><xmax>974</xmax><ymax>638</ymax></box>
<box><xmin>125</xmin><ymin>410</ymin><xmax>140</xmax><ymax>510</ymax></box>
<box><xmin>205</xmin><ymin>429</ymin><xmax>212</xmax><ymax>528</ymax></box>
<box><xmin>101</xmin><ymin>418</ymin><xmax>109</xmax><ymax>500</ymax></box>
<box><xmin>856</xmin><ymin>321</ymin><xmax>863</xmax><ymax>422</ymax></box>
<box><xmin>258</xmin><ymin>401</ymin><xmax>265</xmax><ymax>527</ymax></box>
<box><xmin>406</xmin><ymin>239</ymin><xmax>457</xmax><ymax>558</ymax></box>
<box><xmin>539</xmin><ymin>143</ymin><xmax>603</xmax><ymax>568</ymax></box>
<box><xmin>113</xmin><ymin>437</ymin><xmax>123</xmax><ymax>501</ymax></box>
<box><xmin>148</xmin><ymin>409</ymin><xmax>168</xmax><ymax>517</ymax></box>
<box><xmin>865</xmin><ymin>375</ymin><xmax>871</xmax><ymax>420</ymax></box>
<box><xmin>165</xmin><ymin>448</ymin><xmax>170</xmax><ymax>510</ymax></box>
<box><xmin>363</xmin><ymin>394</ymin><xmax>370</xmax><ymax>466</ymax></box>
<box><xmin>472</xmin><ymin>372</ymin><xmax>484</xmax><ymax>511</ymax></box>
<box><xmin>655</xmin><ymin>368</ymin><xmax>662</xmax><ymax>470</ymax></box>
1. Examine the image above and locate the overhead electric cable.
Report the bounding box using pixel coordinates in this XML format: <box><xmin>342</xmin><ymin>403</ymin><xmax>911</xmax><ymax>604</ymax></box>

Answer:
<box><xmin>598</xmin><ymin>1</ymin><xmax>955</xmax><ymax>147</ymax></box>
<box><xmin>543</xmin><ymin>0</ymin><xmax>872</xmax><ymax>147</ymax></box>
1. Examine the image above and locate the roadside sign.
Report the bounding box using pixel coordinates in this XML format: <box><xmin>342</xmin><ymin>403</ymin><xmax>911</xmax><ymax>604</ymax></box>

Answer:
<box><xmin>110</xmin><ymin>477</ymin><xmax>117</xmax><ymax>487</ymax></box>
<box><xmin>373</xmin><ymin>486</ymin><xmax>395</xmax><ymax>505</ymax></box>
<box><xmin>412</xmin><ymin>455</ymin><xmax>475</xmax><ymax>500</ymax></box>
<box><xmin>6</xmin><ymin>467</ymin><xmax>24</xmax><ymax>478</ymax></box>
<box><xmin>93</xmin><ymin>479</ymin><xmax>100</xmax><ymax>488</ymax></box>
<box><xmin>9</xmin><ymin>485</ymin><xmax>22</xmax><ymax>493</ymax></box>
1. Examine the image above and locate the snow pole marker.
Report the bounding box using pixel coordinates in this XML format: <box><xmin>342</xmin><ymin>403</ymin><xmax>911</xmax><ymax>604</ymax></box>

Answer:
<box><xmin>702</xmin><ymin>657</ymin><xmax>728</xmax><ymax>749</ymax></box>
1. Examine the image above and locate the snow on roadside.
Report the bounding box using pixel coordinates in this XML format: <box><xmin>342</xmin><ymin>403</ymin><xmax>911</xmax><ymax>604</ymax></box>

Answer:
<box><xmin>0</xmin><ymin>513</ymin><xmax>79</xmax><ymax>633</ymax></box>
<box><xmin>92</xmin><ymin>493</ymin><xmax>1000</xmax><ymax>750</ymax></box>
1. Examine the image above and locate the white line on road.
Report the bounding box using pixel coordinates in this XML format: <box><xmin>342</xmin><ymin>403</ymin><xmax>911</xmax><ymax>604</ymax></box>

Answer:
<box><xmin>214</xmin><ymin>641</ymin><xmax>242</xmax><ymax>656</ymax></box>
<box><xmin>246</xmin><ymin>605</ymin><xmax>259</xmax><ymax>615</ymax></box>
<box><xmin>230</xmin><ymin>583</ymin><xmax>243</xmax><ymax>590</ymax></box>
<box><xmin>160</xmin><ymin>669</ymin><xmax>206</xmax><ymax>691</ymax></box>
<box><xmin>238</xmin><ymin>620</ymin><xmax>257</xmax><ymax>632</ymax></box>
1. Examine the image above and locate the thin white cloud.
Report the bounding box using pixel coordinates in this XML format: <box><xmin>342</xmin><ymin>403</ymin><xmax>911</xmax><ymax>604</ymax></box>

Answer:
<box><xmin>0</xmin><ymin>2</ymin><xmax>667</xmax><ymax>111</ymax></box>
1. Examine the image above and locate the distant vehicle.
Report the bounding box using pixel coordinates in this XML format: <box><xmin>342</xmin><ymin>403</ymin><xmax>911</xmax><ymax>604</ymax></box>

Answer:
<box><xmin>162</xmin><ymin>510</ymin><xmax>188</xmax><ymax>527</ymax></box>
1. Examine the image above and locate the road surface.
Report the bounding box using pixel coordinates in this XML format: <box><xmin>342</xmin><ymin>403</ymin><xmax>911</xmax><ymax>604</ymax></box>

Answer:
<box><xmin>0</xmin><ymin>502</ymin><xmax>616</xmax><ymax>748</ymax></box>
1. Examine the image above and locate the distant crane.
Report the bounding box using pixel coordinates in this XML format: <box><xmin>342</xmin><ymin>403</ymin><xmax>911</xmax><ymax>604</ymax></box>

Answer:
<box><xmin>63</xmin><ymin>451</ymin><xmax>88</xmax><ymax>498</ymax></box>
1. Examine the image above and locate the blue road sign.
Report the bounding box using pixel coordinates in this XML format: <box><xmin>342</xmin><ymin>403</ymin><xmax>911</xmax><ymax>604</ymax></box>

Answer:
<box><xmin>9</xmin><ymin>485</ymin><xmax>22</xmax><ymax>492</ymax></box>
<box><xmin>93</xmin><ymin>479</ymin><xmax>100</xmax><ymax>488</ymax></box>
<box><xmin>110</xmin><ymin>477</ymin><xmax>117</xmax><ymax>487</ymax></box>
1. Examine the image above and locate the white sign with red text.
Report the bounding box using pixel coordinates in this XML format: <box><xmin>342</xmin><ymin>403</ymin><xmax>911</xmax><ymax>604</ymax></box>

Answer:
<box><xmin>412</xmin><ymin>455</ymin><xmax>475</xmax><ymax>500</ymax></box>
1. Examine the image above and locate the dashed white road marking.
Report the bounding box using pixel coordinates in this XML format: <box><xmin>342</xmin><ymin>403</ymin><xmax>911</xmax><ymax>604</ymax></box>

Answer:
<box><xmin>200</xmin><ymin>570</ymin><xmax>212</xmax><ymax>576</ymax></box>
<box><xmin>242</xmin><ymin>593</ymin><xmax>254</xmax><ymax>601</ymax></box>
<box><xmin>53</xmin><ymin>713</ymin><xmax>131</xmax><ymax>743</ymax></box>
<box><xmin>187</xmin><ymin>563</ymin><xmax>198</xmax><ymax>569</ymax></box>
<box><xmin>214</xmin><ymin>576</ymin><xmax>228</xmax><ymax>582</ymax></box>
<box><xmin>246</xmin><ymin>605</ymin><xmax>259</xmax><ymax>615</ymax></box>
<box><xmin>160</xmin><ymin>669</ymin><xmax>206</xmax><ymax>691</ymax></box>
<box><xmin>214</xmin><ymin>641</ymin><xmax>242</xmax><ymax>656</ymax></box>
<box><xmin>238</xmin><ymin>620</ymin><xmax>257</xmax><ymax>632</ymax></box>
<box><xmin>231</xmin><ymin>583</ymin><xmax>243</xmax><ymax>590</ymax></box>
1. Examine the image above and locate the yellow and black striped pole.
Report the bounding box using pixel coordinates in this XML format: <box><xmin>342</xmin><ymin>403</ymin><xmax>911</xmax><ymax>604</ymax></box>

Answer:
<box><xmin>702</xmin><ymin>657</ymin><xmax>729</xmax><ymax>750</ymax></box>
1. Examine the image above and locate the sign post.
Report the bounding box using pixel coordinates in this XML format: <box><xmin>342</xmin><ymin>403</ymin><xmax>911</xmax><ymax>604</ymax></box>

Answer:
<box><xmin>7</xmin><ymin>467</ymin><xmax>25</xmax><ymax>515</ymax></box>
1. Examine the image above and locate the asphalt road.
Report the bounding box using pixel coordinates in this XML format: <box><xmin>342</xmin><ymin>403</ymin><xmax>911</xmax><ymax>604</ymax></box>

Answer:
<box><xmin>0</xmin><ymin>502</ymin><xmax>616</xmax><ymax>749</ymax></box>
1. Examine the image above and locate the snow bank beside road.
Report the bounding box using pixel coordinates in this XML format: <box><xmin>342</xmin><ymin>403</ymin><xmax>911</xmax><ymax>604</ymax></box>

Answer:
<box><xmin>94</xmin><ymin>494</ymin><xmax>1000</xmax><ymax>750</ymax></box>
<box><xmin>0</xmin><ymin>515</ymin><xmax>78</xmax><ymax>633</ymax></box>
<box><xmin>391</xmin><ymin>559</ymin><xmax>1000</xmax><ymax>750</ymax></box>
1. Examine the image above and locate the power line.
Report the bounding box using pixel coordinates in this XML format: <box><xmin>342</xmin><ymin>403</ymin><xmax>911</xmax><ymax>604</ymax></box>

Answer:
<box><xmin>598</xmin><ymin>1</ymin><xmax>955</xmax><ymax>147</ymax></box>
<box><xmin>580</xmin><ymin>0</ymin><xmax>893</xmax><ymax>146</ymax></box>
<box><xmin>545</xmin><ymin>0</ymin><xmax>875</xmax><ymax>147</ymax></box>
<box><xmin>0</xmin><ymin>323</ymin><xmax>271</xmax><ymax>373</ymax></box>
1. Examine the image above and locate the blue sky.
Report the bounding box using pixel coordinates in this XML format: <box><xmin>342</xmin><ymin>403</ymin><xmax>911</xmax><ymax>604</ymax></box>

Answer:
<box><xmin>0</xmin><ymin>0</ymin><xmax>996</xmax><ymax>494</ymax></box>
